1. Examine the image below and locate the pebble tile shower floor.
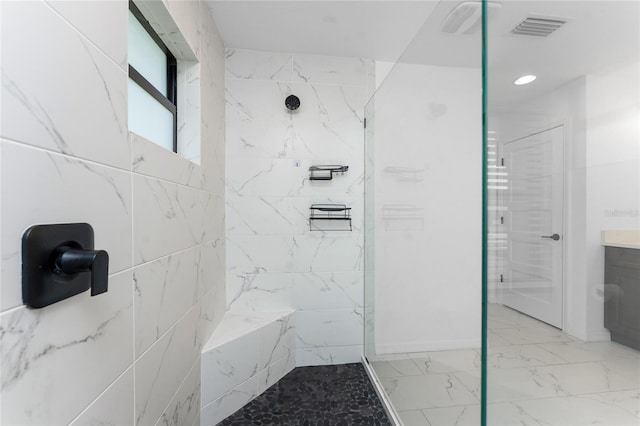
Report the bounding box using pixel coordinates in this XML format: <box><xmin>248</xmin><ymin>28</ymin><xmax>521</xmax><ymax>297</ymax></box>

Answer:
<box><xmin>218</xmin><ymin>363</ymin><xmax>391</xmax><ymax>425</ymax></box>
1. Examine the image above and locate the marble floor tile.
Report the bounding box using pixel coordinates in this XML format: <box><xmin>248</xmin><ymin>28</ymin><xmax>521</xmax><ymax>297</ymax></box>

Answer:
<box><xmin>370</xmin><ymin>359</ymin><xmax>423</xmax><ymax>378</ymax></box>
<box><xmin>489</xmin><ymin>396</ymin><xmax>640</xmax><ymax>426</ymax></box>
<box><xmin>368</xmin><ymin>304</ymin><xmax>640</xmax><ymax>425</ymax></box>
<box><xmin>422</xmin><ymin>404</ymin><xmax>480</xmax><ymax>426</ymax></box>
<box><xmin>592</xmin><ymin>389</ymin><xmax>640</xmax><ymax>418</ymax></box>
<box><xmin>410</xmin><ymin>349</ymin><xmax>481</xmax><ymax>374</ymax></box>
<box><xmin>539</xmin><ymin>340</ymin><xmax>640</xmax><ymax>364</ymax></box>
<box><xmin>380</xmin><ymin>374</ymin><xmax>478</xmax><ymax>411</ymax></box>
<box><xmin>534</xmin><ymin>361</ymin><xmax>640</xmax><ymax>396</ymax></box>
<box><xmin>488</xmin><ymin>344</ymin><xmax>568</xmax><ymax>369</ymax></box>
<box><xmin>397</xmin><ymin>409</ymin><xmax>430</xmax><ymax>426</ymax></box>
<box><xmin>490</xmin><ymin>325</ymin><xmax>574</xmax><ymax>346</ymax></box>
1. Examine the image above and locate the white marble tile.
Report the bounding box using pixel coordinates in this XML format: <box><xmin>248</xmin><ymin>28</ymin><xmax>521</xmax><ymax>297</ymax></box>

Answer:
<box><xmin>46</xmin><ymin>0</ymin><xmax>128</xmax><ymax>69</ymax></box>
<box><xmin>226</xmin><ymin>158</ymin><xmax>298</xmax><ymax>197</ymax></box>
<box><xmin>134</xmin><ymin>0</ymin><xmax>198</xmax><ymax>62</ymax></box>
<box><xmin>0</xmin><ymin>271</ymin><xmax>133</xmax><ymax>426</ymax></box>
<box><xmin>296</xmin><ymin>345</ymin><xmax>363</xmax><ymax>367</ymax></box>
<box><xmin>422</xmin><ymin>404</ymin><xmax>480</xmax><ymax>426</ymax></box>
<box><xmin>257</xmin><ymin>353</ymin><xmax>296</xmax><ymax>395</ymax></box>
<box><xmin>1</xmin><ymin>1</ymin><xmax>129</xmax><ymax>170</ymax></box>
<box><xmin>133</xmin><ymin>246</ymin><xmax>200</xmax><ymax>356</ymax></box>
<box><xmin>200</xmin><ymin>376</ymin><xmax>258</xmax><ymax>426</ymax></box>
<box><xmin>135</xmin><ymin>306</ymin><xmax>200</xmax><ymax>426</ymax></box>
<box><xmin>226</xmin><ymin>49</ymin><xmax>292</xmax><ymax>82</ymax></box>
<box><xmin>458</xmin><ymin>367</ymin><xmax>560</xmax><ymax>403</ymax></box>
<box><xmin>204</xmin><ymin>311</ymin><xmax>292</xmax><ymax>349</ymax></box>
<box><xmin>293</xmin><ymin>271</ymin><xmax>363</xmax><ymax>310</ymax></box>
<box><xmin>202</xmin><ymin>191</ymin><xmax>225</xmax><ymax>244</ymax></box>
<box><xmin>488</xmin><ymin>396</ymin><xmax>640</xmax><ymax>426</ymax></box>
<box><xmin>370</xmin><ymin>359</ymin><xmax>423</xmax><ymax>379</ymax></box>
<box><xmin>132</xmin><ymin>174</ymin><xmax>203</xmax><ymax>265</ymax></box>
<box><xmin>592</xmin><ymin>389</ymin><xmax>640</xmax><ymax>417</ymax></box>
<box><xmin>293</xmin><ymin>234</ymin><xmax>364</xmax><ymax>273</ymax></box>
<box><xmin>177</xmin><ymin>61</ymin><xmax>202</xmax><ymax>164</ymax></box>
<box><xmin>490</xmin><ymin>325</ymin><xmax>574</xmax><ymax>346</ymax></box>
<box><xmin>226</xmin><ymin>195</ymin><xmax>306</xmax><ymax>236</ymax></box>
<box><xmin>293</xmin><ymin>54</ymin><xmax>369</xmax><ymax>87</ymax></box>
<box><xmin>296</xmin><ymin>309</ymin><xmax>363</xmax><ymax>348</ymax></box>
<box><xmin>381</xmin><ymin>374</ymin><xmax>479</xmax><ymax>411</ymax></box>
<box><xmin>199</xmin><ymin>287</ymin><xmax>225</xmax><ymax>354</ymax></box>
<box><xmin>156</xmin><ymin>359</ymin><xmax>201</xmax><ymax>426</ymax></box>
<box><xmin>69</xmin><ymin>367</ymin><xmax>134</xmax><ymax>426</ymax></box>
<box><xmin>0</xmin><ymin>141</ymin><xmax>132</xmax><ymax>311</ymax></box>
<box><xmin>410</xmin><ymin>349</ymin><xmax>481</xmax><ymax>374</ymax></box>
<box><xmin>227</xmin><ymin>273</ymin><xmax>292</xmax><ymax>314</ymax></box>
<box><xmin>225</xmin><ymin>80</ymin><xmax>293</xmax><ymax>160</ymax></box>
<box><xmin>200</xmin><ymin>331</ymin><xmax>258</xmax><ymax>406</ymax></box>
<box><xmin>163</xmin><ymin>0</ymin><xmax>200</xmax><ymax>59</ymax></box>
<box><xmin>534</xmin><ymin>361</ymin><xmax>640</xmax><ymax>396</ymax></box>
<box><xmin>132</xmin><ymin>132</ymin><xmax>202</xmax><ymax>188</ymax></box>
<box><xmin>226</xmin><ymin>235</ymin><xmax>295</xmax><ymax>274</ymax></box>
<box><xmin>397</xmin><ymin>410</ymin><xmax>430</xmax><ymax>426</ymax></box>
<box><xmin>568</xmin><ymin>340</ymin><xmax>640</xmax><ymax>361</ymax></box>
<box><xmin>200</xmin><ymin>15</ymin><xmax>226</xmax><ymax>196</ymax></box>
<box><xmin>258</xmin><ymin>313</ymin><xmax>296</xmax><ymax>370</ymax></box>
<box><xmin>291</xmin><ymin>83</ymin><xmax>366</xmax><ymax>161</ymax></box>
<box><xmin>488</xmin><ymin>344</ymin><xmax>568</xmax><ymax>369</ymax></box>
<box><xmin>198</xmin><ymin>239</ymin><xmax>226</xmax><ymax>298</ymax></box>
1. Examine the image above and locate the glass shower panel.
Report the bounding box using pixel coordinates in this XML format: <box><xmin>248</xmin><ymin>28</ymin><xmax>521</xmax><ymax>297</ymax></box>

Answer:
<box><xmin>363</xmin><ymin>1</ymin><xmax>483</xmax><ymax>424</ymax></box>
<box><xmin>486</xmin><ymin>1</ymin><xmax>640</xmax><ymax>424</ymax></box>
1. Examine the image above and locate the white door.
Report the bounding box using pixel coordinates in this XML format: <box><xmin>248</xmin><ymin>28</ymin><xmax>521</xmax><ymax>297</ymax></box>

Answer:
<box><xmin>502</xmin><ymin>126</ymin><xmax>564</xmax><ymax>328</ymax></box>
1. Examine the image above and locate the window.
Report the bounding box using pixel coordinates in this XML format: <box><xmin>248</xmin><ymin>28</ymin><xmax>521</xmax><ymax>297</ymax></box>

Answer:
<box><xmin>128</xmin><ymin>1</ymin><xmax>177</xmax><ymax>152</ymax></box>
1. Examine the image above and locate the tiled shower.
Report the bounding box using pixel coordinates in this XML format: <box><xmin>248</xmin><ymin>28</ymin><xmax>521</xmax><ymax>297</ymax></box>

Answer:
<box><xmin>1</xmin><ymin>0</ymin><xmax>639</xmax><ymax>425</ymax></box>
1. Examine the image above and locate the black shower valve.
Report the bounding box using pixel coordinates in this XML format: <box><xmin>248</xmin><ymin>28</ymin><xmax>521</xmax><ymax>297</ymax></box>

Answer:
<box><xmin>22</xmin><ymin>223</ymin><xmax>109</xmax><ymax>308</ymax></box>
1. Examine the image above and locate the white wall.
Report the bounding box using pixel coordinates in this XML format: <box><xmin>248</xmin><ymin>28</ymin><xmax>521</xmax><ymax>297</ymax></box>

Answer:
<box><xmin>371</xmin><ymin>62</ymin><xmax>482</xmax><ymax>354</ymax></box>
<box><xmin>224</xmin><ymin>49</ymin><xmax>374</xmax><ymax>366</ymax></box>
<box><xmin>0</xmin><ymin>1</ymin><xmax>226</xmax><ymax>424</ymax></box>
<box><xmin>491</xmin><ymin>60</ymin><xmax>640</xmax><ymax>341</ymax></box>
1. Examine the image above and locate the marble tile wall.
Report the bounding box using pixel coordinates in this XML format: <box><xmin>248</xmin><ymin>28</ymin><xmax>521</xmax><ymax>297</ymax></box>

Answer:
<box><xmin>224</xmin><ymin>48</ymin><xmax>374</xmax><ymax>366</ymax></box>
<box><xmin>0</xmin><ymin>1</ymin><xmax>225</xmax><ymax>425</ymax></box>
<box><xmin>200</xmin><ymin>311</ymin><xmax>296</xmax><ymax>425</ymax></box>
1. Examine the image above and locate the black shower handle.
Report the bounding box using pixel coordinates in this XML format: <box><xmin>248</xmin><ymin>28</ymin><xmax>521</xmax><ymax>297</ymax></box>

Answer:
<box><xmin>54</xmin><ymin>246</ymin><xmax>109</xmax><ymax>296</ymax></box>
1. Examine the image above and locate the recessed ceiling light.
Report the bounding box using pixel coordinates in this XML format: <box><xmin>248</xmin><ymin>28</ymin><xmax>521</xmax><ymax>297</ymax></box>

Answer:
<box><xmin>514</xmin><ymin>75</ymin><xmax>537</xmax><ymax>85</ymax></box>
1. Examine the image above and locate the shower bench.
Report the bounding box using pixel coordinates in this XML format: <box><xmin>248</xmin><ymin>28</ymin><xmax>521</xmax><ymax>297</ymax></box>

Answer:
<box><xmin>200</xmin><ymin>310</ymin><xmax>296</xmax><ymax>425</ymax></box>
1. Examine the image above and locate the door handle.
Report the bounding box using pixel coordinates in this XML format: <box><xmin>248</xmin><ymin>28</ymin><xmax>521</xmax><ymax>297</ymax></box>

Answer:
<box><xmin>541</xmin><ymin>234</ymin><xmax>560</xmax><ymax>241</ymax></box>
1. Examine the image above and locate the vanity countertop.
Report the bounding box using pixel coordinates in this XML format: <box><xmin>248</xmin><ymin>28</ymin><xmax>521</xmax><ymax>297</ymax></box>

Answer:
<box><xmin>602</xmin><ymin>230</ymin><xmax>640</xmax><ymax>249</ymax></box>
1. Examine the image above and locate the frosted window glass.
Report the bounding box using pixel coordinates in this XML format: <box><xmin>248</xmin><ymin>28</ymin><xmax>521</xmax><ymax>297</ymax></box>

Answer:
<box><xmin>128</xmin><ymin>78</ymin><xmax>174</xmax><ymax>151</ymax></box>
<box><xmin>128</xmin><ymin>11</ymin><xmax>167</xmax><ymax>95</ymax></box>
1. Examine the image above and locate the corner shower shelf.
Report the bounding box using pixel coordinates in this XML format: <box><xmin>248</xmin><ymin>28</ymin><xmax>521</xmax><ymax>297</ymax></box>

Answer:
<box><xmin>309</xmin><ymin>204</ymin><xmax>352</xmax><ymax>231</ymax></box>
<box><xmin>309</xmin><ymin>165</ymin><xmax>349</xmax><ymax>181</ymax></box>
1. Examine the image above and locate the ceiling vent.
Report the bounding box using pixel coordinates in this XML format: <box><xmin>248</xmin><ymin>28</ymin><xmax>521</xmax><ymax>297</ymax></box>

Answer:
<box><xmin>511</xmin><ymin>17</ymin><xmax>566</xmax><ymax>37</ymax></box>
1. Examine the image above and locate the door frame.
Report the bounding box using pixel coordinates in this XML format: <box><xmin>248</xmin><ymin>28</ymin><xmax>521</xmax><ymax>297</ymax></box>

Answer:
<box><xmin>500</xmin><ymin>121</ymin><xmax>568</xmax><ymax>331</ymax></box>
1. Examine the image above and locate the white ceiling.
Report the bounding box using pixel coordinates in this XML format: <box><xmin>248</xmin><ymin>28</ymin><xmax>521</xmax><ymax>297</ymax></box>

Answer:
<box><xmin>207</xmin><ymin>1</ymin><xmax>439</xmax><ymax>62</ymax></box>
<box><xmin>207</xmin><ymin>1</ymin><xmax>640</xmax><ymax>108</ymax></box>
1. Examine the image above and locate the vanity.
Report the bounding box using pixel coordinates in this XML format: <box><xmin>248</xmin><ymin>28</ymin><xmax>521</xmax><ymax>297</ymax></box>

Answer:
<box><xmin>603</xmin><ymin>230</ymin><xmax>640</xmax><ymax>350</ymax></box>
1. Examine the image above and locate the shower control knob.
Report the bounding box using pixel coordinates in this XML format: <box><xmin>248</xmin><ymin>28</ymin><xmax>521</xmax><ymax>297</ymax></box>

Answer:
<box><xmin>541</xmin><ymin>234</ymin><xmax>561</xmax><ymax>241</ymax></box>
<box><xmin>54</xmin><ymin>246</ymin><xmax>109</xmax><ymax>296</ymax></box>
<box><xmin>22</xmin><ymin>223</ymin><xmax>110</xmax><ymax>308</ymax></box>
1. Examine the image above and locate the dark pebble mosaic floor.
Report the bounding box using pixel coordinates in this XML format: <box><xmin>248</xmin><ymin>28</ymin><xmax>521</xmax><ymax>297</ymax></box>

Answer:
<box><xmin>218</xmin><ymin>363</ymin><xmax>392</xmax><ymax>425</ymax></box>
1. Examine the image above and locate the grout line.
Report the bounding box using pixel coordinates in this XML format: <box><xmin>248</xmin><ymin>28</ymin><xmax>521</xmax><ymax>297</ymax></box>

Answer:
<box><xmin>135</xmin><ymin>303</ymin><xmax>199</xmax><ymax>361</ymax></box>
<box><xmin>154</xmin><ymin>355</ymin><xmax>201</xmax><ymax>424</ymax></box>
<box><xmin>42</xmin><ymin>0</ymin><xmax>128</xmax><ymax>72</ymax></box>
<box><xmin>1</xmin><ymin>137</ymin><xmax>132</xmax><ymax>174</ymax></box>
<box><xmin>66</xmin><ymin>365</ymin><xmax>134</xmax><ymax>425</ymax></box>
